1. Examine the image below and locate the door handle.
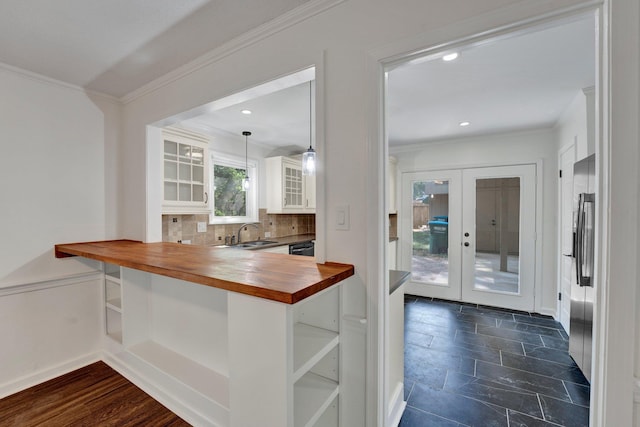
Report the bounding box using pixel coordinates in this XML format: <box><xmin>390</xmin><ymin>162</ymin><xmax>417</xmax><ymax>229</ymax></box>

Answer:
<box><xmin>464</xmin><ymin>242</ymin><xmax>470</xmax><ymax>247</ymax></box>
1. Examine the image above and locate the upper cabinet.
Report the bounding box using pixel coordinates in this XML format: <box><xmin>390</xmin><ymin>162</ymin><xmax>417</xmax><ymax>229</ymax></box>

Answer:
<box><xmin>388</xmin><ymin>156</ymin><xmax>398</xmax><ymax>214</ymax></box>
<box><xmin>162</xmin><ymin>128</ymin><xmax>210</xmax><ymax>214</ymax></box>
<box><xmin>266</xmin><ymin>156</ymin><xmax>316</xmax><ymax>214</ymax></box>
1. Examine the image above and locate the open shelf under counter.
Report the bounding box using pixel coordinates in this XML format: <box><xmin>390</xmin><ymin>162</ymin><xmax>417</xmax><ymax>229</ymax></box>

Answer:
<box><xmin>106</xmin><ymin>297</ymin><xmax>122</xmax><ymax>312</ymax></box>
<box><xmin>105</xmin><ymin>270</ymin><xmax>121</xmax><ymax>283</ymax></box>
<box><xmin>293</xmin><ymin>323</ymin><xmax>339</xmax><ymax>383</ymax></box>
<box><xmin>128</xmin><ymin>340</ymin><xmax>230</xmax><ymax>408</ymax></box>
<box><xmin>294</xmin><ymin>372</ymin><xmax>339</xmax><ymax>427</ymax></box>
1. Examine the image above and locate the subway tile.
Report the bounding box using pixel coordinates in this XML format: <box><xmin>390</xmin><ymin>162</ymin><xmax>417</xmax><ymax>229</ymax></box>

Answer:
<box><xmin>475</xmin><ymin>360</ymin><xmax>570</xmax><ymax>401</ymax></box>
<box><xmin>563</xmin><ymin>381</ymin><xmax>590</xmax><ymax>406</ymax></box>
<box><xmin>538</xmin><ymin>394</ymin><xmax>589</xmax><ymax>427</ymax></box>
<box><xmin>444</xmin><ymin>371</ymin><xmax>543</xmax><ymax>418</ymax></box>
<box><xmin>507</xmin><ymin>410</ymin><xmax>560</xmax><ymax>427</ymax></box>
<box><xmin>477</xmin><ymin>324</ymin><xmax>544</xmax><ymax>346</ymax></box>
<box><xmin>455</xmin><ymin>330</ymin><xmax>525</xmax><ymax>355</ymax></box>
<box><xmin>500</xmin><ymin>352</ymin><xmax>589</xmax><ymax>386</ymax></box>
<box><xmin>399</xmin><ymin>406</ymin><xmax>466</xmax><ymax>427</ymax></box>
<box><xmin>523</xmin><ymin>344</ymin><xmax>576</xmax><ymax>366</ymax></box>
<box><xmin>540</xmin><ymin>335</ymin><xmax>569</xmax><ymax>352</ymax></box>
<box><xmin>461</xmin><ymin>305</ymin><xmax>517</xmax><ymax>321</ymax></box>
<box><xmin>407</xmin><ymin>383</ymin><xmax>508</xmax><ymax>427</ymax></box>
<box><xmin>497</xmin><ymin>321</ymin><xmax>564</xmax><ymax>340</ymax></box>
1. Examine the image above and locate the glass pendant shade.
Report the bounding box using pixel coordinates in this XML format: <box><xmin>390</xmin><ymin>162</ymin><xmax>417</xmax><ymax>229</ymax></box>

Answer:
<box><xmin>242</xmin><ymin>131</ymin><xmax>251</xmax><ymax>191</ymax></box>
<box><xmin>302</xmin><ymin>81</ymin><xmax>316</xmax><ymax>176</ymax></box>
<box><xmin>302</xmin><ymin>147</ymin><xmax>316</xmax><ymax>176</ymax></box>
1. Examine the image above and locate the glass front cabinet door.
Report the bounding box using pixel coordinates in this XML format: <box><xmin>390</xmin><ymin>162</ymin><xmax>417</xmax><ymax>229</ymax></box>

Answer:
<box><xmin>162</xmin><ymin>128</ymin><xmax>210</xmax><ymax>214</ymax></box>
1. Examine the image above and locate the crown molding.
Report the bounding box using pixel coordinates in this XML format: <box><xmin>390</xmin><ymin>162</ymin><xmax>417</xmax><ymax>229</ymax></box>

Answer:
<box><xmin>0</xmin><ymin>61</ymin><xmax>121</xmax><ymax>104</ymax></box>
<box><xmin>121</xmin><ymin>0</ymin><xmax>345</xmax><ymax>105</ymax></box>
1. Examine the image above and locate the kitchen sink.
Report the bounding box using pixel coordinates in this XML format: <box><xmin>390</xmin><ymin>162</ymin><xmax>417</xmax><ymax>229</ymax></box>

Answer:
<box><xmin>240</xmin><ymin>240</ymin><xmax>278</xmax><ymax>246</ymax></box>
<box><xmin>236</xmin><ymin>240</ymin><xmax>278</xmax><ymax>248</ymax></box>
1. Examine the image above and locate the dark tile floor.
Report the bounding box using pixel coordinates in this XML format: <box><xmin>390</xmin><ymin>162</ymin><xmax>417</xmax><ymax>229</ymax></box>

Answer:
<box><xmin>400</xmin><ymin>295</ymin><xmax>590</xmax><ymax>427</ymax></box>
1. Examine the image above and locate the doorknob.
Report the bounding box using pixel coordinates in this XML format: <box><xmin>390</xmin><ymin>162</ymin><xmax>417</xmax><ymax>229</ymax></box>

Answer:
<box><xmin>464</xmin><ymin>242</ymin><xmax>470</xmax><ymax>247</ymax></box>
<box><xmin>464</xmin><ymin>232</ymin><xmax>469</xmax><ymax>237</ymax></box>
<box><xmin>491</xmin><ymin>219</ymin><xmax>496</xmax><ymax>226</ymax></box>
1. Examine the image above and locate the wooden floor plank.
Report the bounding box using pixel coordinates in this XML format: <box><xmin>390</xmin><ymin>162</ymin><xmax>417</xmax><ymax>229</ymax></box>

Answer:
<box><xmin>0</xmin><ymin>361</ymin><xmax>191</xmax><ymax>427</ymax></box>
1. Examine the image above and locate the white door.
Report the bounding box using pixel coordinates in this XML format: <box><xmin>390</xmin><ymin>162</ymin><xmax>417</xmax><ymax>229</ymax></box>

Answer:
<box><xmin>559</xmin><ymin>145</ymin><xmax>575</xmax><ymax>332</ymax></box>
<box><xmin>401</xmin><ymin>169</ymin><xmax>462</xmax><ymax>300</ymax></box>
<box><xmin>402</xmin><ymin>164</ymin><xmax>537</xmax><ymax>311</ymax></box>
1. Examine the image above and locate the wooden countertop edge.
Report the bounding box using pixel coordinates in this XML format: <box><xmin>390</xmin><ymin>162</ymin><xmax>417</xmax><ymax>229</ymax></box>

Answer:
<box><xmin>54</xmin><ymin>241</ymin><xmax>354</xmax><ymax>305</ymax></box>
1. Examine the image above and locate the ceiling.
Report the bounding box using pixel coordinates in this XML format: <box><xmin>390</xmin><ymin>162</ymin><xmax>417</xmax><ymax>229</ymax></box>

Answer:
<box><xmin>178</xmin><ymin>14</ymin><xmax>595</xmax><ymax>150</ymax></box>
<box><xmin>0</xmin><ymin>0</ymin><xmax>311</xmax><ymax>98</ymax></box>
<box><xmin>0</xmin><ymin>4</ymin><xmax>595</xmax><ymax>148</ymax></box>
<box><xmin>387</xmin><ymin>15</ymin><xmax>596</xmax><ymax>146</ymax></box>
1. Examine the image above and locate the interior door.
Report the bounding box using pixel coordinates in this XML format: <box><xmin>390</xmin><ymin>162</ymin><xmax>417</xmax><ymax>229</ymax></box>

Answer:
<box><xmin>402</xmin><ymin>165</ymin><xmax>536</xmax><ymax>312</ymax></box>
<box><xmin>460</xmin><ymin>165</ymin><xmax>536</xmax><ymax>311</ymax></box>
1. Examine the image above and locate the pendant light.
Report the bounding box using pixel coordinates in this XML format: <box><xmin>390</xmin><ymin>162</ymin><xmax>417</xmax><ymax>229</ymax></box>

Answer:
<box><xmin>302</xmin><ymin>81</ymin><xmax>316</xmax><ymax>176</ymax></box>
<box><xmin>242</xmin><ymin>131</ymin><xmax>251</xmax><ymax>191</ymax></box>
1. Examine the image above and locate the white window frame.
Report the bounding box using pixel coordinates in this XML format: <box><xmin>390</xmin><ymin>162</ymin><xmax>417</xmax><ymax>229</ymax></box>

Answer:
<box><xmin>209</xmin><ymin>151</ymin><xmax>258</xmax><ymax>224</ymax></box>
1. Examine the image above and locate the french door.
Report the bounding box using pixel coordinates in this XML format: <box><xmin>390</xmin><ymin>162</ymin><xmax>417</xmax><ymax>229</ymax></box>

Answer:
<box><xmin>401</xmin><ymin>164</ymin><xmax>536</xmax><ymax>311</ymax></box>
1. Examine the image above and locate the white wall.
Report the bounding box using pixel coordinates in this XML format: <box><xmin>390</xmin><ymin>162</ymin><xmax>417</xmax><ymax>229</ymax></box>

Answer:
<box><xmin>393</xmin><ymin>129</ymin><xmax>558</xmax><ymax>315</ymax></box>
<box><xmin>0</xmin><ymin>65</ymin><xmax>119</xmax><ymax>395</ymax></box>
<box><xmin>0</xmin><ymin>66</ymin><xmax>120</xmax><ymax>287</ymax></box>
<box><xmin>555</xmin><ymin>88</ymin><xmax>595</xmax><ymax>158</ymax></box>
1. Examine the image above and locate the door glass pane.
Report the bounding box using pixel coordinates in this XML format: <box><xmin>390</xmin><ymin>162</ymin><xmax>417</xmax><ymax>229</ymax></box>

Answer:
<box><xmin>412</xmin><ymin>180</ymin><xmax>450</xmax><ymax>285</ymax></box>
<box><xmin>474</xmin><ymin>178</ymin><xmax>520</xmax><ymax>293</ymax></box>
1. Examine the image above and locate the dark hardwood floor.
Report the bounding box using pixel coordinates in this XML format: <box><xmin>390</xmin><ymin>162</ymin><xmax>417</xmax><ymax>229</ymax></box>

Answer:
<box><xmin>0</xmin><ymin>361</ymin><xmax>190</xmax><ymax>426</ymax></box>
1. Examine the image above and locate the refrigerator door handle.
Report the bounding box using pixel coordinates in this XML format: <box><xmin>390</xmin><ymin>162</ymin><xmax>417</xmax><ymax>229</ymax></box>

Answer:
<box><xmin>576</xmin><ymin>193</ymin><xmax>595</xmax><ymax>287</ymax></box>
<box><xmin>576</xmin><ymin>193</ymin><xmax>584</xmax><ymax>286</ymax></box>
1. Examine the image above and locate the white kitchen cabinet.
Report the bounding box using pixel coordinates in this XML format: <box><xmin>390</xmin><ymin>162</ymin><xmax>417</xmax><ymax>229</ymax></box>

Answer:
<box><xmin>162</xmin><ymin>128</ymin><xmax>210</xmax><ymax>214</ymax></box>
<box><xmin>266</xmin><ymin>156</ymin><xmax>316</xmax><ymax>214</ymax></box>
<box><xmin>304</xmin><ymin>173</ymin><xmax>316</xmax><ymax>211</ymax></box>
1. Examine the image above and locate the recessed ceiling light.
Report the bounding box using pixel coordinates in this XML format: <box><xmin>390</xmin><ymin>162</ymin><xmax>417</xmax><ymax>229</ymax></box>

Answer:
<box><xmin>241</xmin><ymin>109</ymin><xmax>252</xmax><ymax>115</ymax></box>
<box><xmin>459</xmin><ymin>121</ymin><xmax>470</xmax><ymax>127</ymax></box>
<box><xmin>442</xmin><ymin>52</ymin><xmax>459</xmax><ymax>62</ymax></box>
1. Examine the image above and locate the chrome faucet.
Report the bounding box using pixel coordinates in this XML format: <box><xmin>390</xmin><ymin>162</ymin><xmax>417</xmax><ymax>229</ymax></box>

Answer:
<box><xmin>237</xmin><ymin>223</ymin><xmax>260</xmax><ymax>244</ymax></box>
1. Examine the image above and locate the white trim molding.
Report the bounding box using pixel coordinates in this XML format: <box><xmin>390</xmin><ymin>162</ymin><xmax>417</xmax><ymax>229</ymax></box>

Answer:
<box><xmin>121</xmin><ymin>0</ymin><xmax>345</xmax><ymax>104</ymax></box>
<box><xmin>0</xmin><ymin>272</ymin><xmax>103</xmax><ymax>297</ymax></box>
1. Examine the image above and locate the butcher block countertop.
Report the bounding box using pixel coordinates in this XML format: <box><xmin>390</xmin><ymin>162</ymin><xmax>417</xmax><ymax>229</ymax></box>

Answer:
<box><xmin>55</xmin><ymin>240</ymin><xmax>354</xmax><ymax>304</ymax></box>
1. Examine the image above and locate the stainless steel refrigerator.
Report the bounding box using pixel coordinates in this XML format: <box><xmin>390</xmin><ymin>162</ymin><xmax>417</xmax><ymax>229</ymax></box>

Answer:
<box><xmin>569</xmin><ymin>153</ymin><xmax>596</xmax><ymax>382</ymax></box>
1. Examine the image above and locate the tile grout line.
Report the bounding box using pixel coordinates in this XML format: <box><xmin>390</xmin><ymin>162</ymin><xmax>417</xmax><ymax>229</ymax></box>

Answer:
<box><xmin>536</xmin><ymin>393</ymin><xmax>546</xmax><ymax>421</ymax></box>
<box><xmin>561</xmin><ymin>380</ymin><xmax>573</xmax><ymax>404</ymax></box>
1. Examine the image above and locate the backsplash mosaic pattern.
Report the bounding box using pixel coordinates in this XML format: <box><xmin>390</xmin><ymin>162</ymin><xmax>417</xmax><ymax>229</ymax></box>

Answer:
<box><xmin>162</xmin><ymin>209</ymin><xmax>315</xmax><ymax>245</ymax></box>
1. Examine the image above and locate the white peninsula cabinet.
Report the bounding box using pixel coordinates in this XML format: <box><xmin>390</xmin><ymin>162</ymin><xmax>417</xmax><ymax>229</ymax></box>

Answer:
<box><xmin>56</xmin><ymin>241</ymin><xmax>352</xmax><ymax>427</ymax></box>
<box><xmin>266</xmin><ymin>156</ymin><xmax>316</xmax><ymax>213</ymax></box>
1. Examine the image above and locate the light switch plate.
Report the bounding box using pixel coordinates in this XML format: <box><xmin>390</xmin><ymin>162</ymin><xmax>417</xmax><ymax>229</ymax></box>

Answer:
<box><xmin>197</xmin><ymin>222</ymin><xmax>207</xmax><ymax>233</ymax></box>
<box><xmin>335</xmin><ymin>205</ymin><xmax>350</xmax><ymax>230</ymax></box>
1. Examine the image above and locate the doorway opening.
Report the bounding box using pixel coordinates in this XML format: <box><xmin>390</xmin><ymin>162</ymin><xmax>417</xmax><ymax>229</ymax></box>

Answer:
<box><xmin>382</xmin><ymin>10</ymin><xmax>597</xmax><ymax>427</ymax></box>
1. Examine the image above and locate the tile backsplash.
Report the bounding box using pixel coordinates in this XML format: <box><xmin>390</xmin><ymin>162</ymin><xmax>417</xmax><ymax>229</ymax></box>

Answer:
<box><xmin>162</xmin><ymin>209</ymin><xmax>315</xmax><ymax>245</ymax></box>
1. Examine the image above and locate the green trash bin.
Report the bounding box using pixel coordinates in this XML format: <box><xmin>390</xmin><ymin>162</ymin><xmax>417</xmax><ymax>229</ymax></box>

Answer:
<box><xmin>428</xmin><ymin>220</ymin><xmax>449</xmax><ymax>254</ymax></box>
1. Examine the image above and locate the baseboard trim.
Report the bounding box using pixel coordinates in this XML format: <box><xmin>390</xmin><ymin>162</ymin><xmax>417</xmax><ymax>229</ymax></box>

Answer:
<box><xmin>0</xmin><ymin>352</ymin><xmax>101</xmax><ymax>399</ymax></box>
<box><xmin>387</xmin><ymin>382</ymin><xmax>407</xmax><ymax>427</ymax></box>
<box><xmin>103</xmin><ymin>351</ymin><xmax>227</xmax><ymax>427</ymax></box>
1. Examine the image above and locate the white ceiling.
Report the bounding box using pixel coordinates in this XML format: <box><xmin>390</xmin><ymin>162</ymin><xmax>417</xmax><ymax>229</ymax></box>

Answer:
<box><xmin>0</xmin><ymin>4</ymin><xmax>595</xmax><ymax>148</ymax></box>
<box><xmin>178</xmin><ymin>14</ymin><xmax>595</xmax><ymax>150</ymax></box>
<box><xmin>0</xmin><ymin>0</ymin><xmax>310</xmax><ymax>98</ymax></box>
<box><xmin>387</xmin><ymin>15</ymin><xmax>596</xmax><ymax>146</ymax></box>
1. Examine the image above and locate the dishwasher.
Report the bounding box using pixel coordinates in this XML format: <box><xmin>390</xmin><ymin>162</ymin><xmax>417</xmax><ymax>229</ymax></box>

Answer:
<box><xmin>289</xmin><ymin>241</ymin><xmax>314</xmax><ymax>256</ymax></box>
